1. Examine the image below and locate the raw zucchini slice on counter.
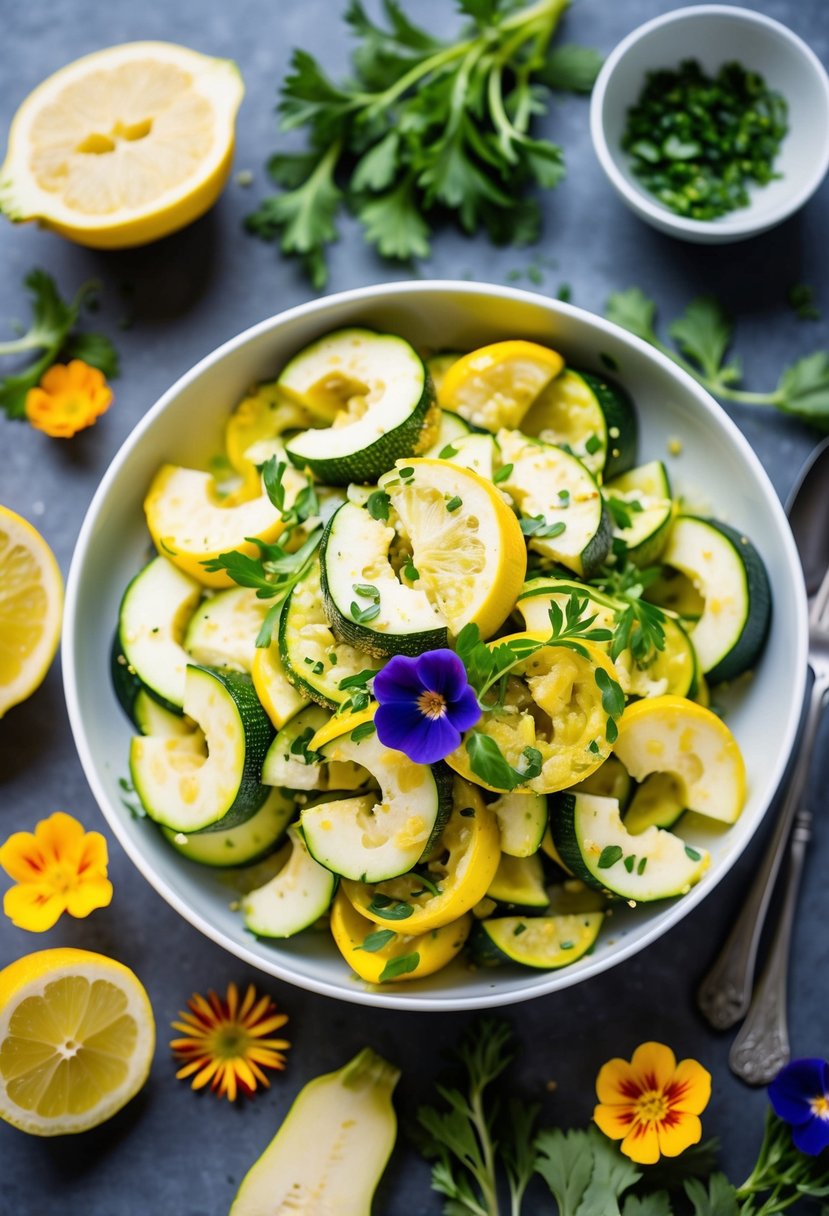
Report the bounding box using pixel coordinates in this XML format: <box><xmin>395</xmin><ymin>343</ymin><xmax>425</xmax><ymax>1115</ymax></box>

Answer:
<box><xmin>130</xmin><ymin>665</ymin><xmax>274</xmax><ymax>832</ymax></box>
<box><xmin>242</xmin><ymin>825</ymin><xmax>338</xmax><ymax>937</ymax></box>
<box><xmin>301</xmin><ymin>709</ymin><xmax>452</xmax><ymax>882</ymax></box>
<box><xmin>340</xmin><ymin>779</ymin><xmax>501</xmax><ymax>933</ymax></box>
<box><xmin>279</xmin><ymin>559</ymin><xmax>384</xmax><ymax>708</ymax></box>
<box><xmin>437</xmin><ymin>340</ymin><xmax>564</xmax><ymax>431</ymax></box>
<box><xmin>520</xmin><ymin>368</ymin><xmax>638</xmax><ymax>480</ymax></box>
<box><xmin>550</xmin><ymin>791</ymin><xmax>710</xmax><ymax>901</ymax></box>
<box><xmin>118</xmin><ymin>556</ymin><xmax>201</xmax><ymax>712</ymax></box>
<box><xmin>603</xmin><ymin>460</ymin><xmax>675</xmax><ymax>565</ymax></box>
<box><xmin>329</xmin><ymin>890</ymin><xmax>472</xmax><ymax>984</ymax></box>
<box><xmin>471</xmin><ymin>910</ymin><xmax>604</xmax><ymax>969</ymax></box>
<box><xmin>613</xmin><ymin>695</ymin><xmax>745</xmax><ymax>825</ymax></box>
<box><xmin>143</xmin><ymin>465</ymin><xmax>284</xmax><ymax>589</ymax></box>
<box><xmin>162</xmin><ymin>787</ymin><xmax>294</xmax><ymax>868</ymax></box>
<box><xmin>281</xmin><ymin>328</ymin><xmax>437</xmax><ymax>484</ymax></box>
<box><xmin>262</xmin><ymin>703</ymin><xmax>367</xmax><ymax>792</ymax></box>
<box><xmin>486</xmin><ymin>852</ymin><xmax>549</xmax><ymax>909</ymax></box>
<box><xmin>184</xmin><ymin>586</ymin><xmax>269</xmax><ymax>672</ymax></box>
<box><xmin>488</xmin><ymin>790</ymin><xmax>548</xmax><ymax>857</ymax></box>
<box><xmin>497</xmin><ymin>430</ymin><xmax>612</xmax><ymax>578</ymax></box>
<box><xmin>661</xmin><ymin>516</ymin><xmax>771</xmax><ymax>683</ymax></box>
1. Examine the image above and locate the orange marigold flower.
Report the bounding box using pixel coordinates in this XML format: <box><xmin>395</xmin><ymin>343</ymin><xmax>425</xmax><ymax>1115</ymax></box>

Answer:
<box><xmin>25</xmin><ymin>359</ymin><xmax>113</xmax><ymax>438</ymax></box>
<box><xmin>171</xmin><ymin>982</ymin><xmax>290</xmax><ymax>1102</ymax></box>
<box><xmin>0</xmin><ymin>810</ymin><xmax>113</xmax><ymax>932</ymax></box>
<box><xmin>593</xmin><ymin>1041</ymin><xmax>711</xmax><ymax>1165</ymax></box>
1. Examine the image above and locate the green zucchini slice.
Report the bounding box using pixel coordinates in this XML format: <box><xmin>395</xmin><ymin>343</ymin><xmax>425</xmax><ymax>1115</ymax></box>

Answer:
<box><xmin>130</xmin><ymin>665</ymin><xmax>273</xmax><ymax>832</ymax></box>
<box><xmin>497</xmin><ymin>430</ymin><xmax>612</xmax><ymax>578</ymax></box>
<box><xmin>161</xmin><ymin>788</ymin><xmax>294</xmax><ymax>868</ymax></box>
<box><xmin>623</xmin><ymin>773</ymin><xmax>687</xmax><ymax>835</ymax></box>
<box><xmin>550</xmin><ymin>791</ymin><xmax>709</xmax><ymax>902</ymax></box>
<box><xmin>425</xmin><ymin>408</ymin><xmax>473</xmax><ymax>451</ymax></box>
<box><xmin>281</xmin><ymin>328</ymin><xmax>437</xmax><ymax>485</ymax></box>
<box><xmin>429</xmin><ymin>432</ymin><xmax>499</xmax><ymax>480</ymax></box>
<box><xmin>488</xmin><ymin>791</ymin><xmax>548</xmax><ymax>857</ymax></box>
<box><xmin>661</xmin><ymin>516</ymin><xmax>771</xmax><ymax>682</ymax></box>
<box><xmin>184</xmin><ymin>587</ymin><xmax>269</xmax><ymax>673</ymax></box>
<box><xmin>471</xmin><ymin>911</ymin><xmax>604</xmax><ymax>968</ymax></box>
<box><xmin>118</xmin><ymin>555</ymin><xmax>201</xmax><ymax>712</ymax></box>
<box><xmin>242</xmin><ymin>825</ymin><xmax>337</xmax><ymax>937</ymax></box>
<box><xmin>603</xmin><ymin>460</ymin><xmax>674</xmax><ymax>566</ymax></box>
<box><xmin>262</xmin><ymin>704</ymin><xmax>367</xmax><ymax>792</ymax></box>
<box><xmin>486</xmin><ymin>853</ymin><xmax>549</xmax><ymax>909</ymax></box>
<box><xmin>134</xmin><ymin>690</ymin><xmax>196</xmax><ymax>738</ymax></box>
<box><xmin>520</xmin><ymin>368</ymin><xmax>637</xmax><ymax>480</ymax></box>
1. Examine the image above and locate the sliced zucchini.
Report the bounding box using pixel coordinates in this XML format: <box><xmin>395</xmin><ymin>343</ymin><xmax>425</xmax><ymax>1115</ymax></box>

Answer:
<box><xmin>471</xmin><ymin>911</ymin><xmax>604</xmax><ymax>969</ymax></box>
<box><xmin>571</xmin><ymin>755</ymin><xmax>633</xmax><ymax>808</ymax></box>
<box><xmin>301</xmin><ymin>715</ymin><xmax>452</xmax><ymax>882</ymax></box>
<box><xmin>645</xmin><ymin>567</ymin><xmax>705</xmax><ymax>623</ymax></box>
<box><xmin>242</xmin><ymin>825</ymin><xmax>337</xmax><ymax>937</ymax></box>
<box><xmin>111</xmin><ymin>632</ymin><xmax>143</xmax><ymax>725</ymax></box>
<box><xmin>613</xmin><ymin>695</ymin><xmax>745</xmax><ymax>825</ymax></box>
<box><xmin>262</xmin><ymin>704</ymin><xmax>367</xmax><ymax>792</ymax></box>
<box><xmin>319</xmin><ymin>501</ymin><xmax>446</xmax><ymax>657</ymax></box>
<box><xmin>661</xmin><ymin>516</ymin><xmax>771</xmax><ymax>682</ymax></box>
<box><xmin>486</xmin><ymin>853</ymin><xmax>549</xmax><ymax>909</ymax></box>
<box><xmin>130</xmin><ymin>665</ymin><xmax>274</xmax><ymax>832</ymax></box>
<box><xmin>329</xmin><ymin>890</ymin><xmax>472</xmax><ymax>984</ymax></box>
<box><xmin>623</xmin><ymin>773</ymin><xmax>686</xmax><ymax>835</ymax></box>
<box><xmin>134</xmin><ymin>690</ymin><xmax>195</xmax><ymax>738</ymax></box>
<box><xmin>224</xmin><ymin>378</ymin><xmax>318</xmax><ymax>499</ymax></box>
<box><xmin>251</xmin><ymin>640</ymin><xmax>308</xmax><ymax>729</ymax></box>
<box><xmin>603</xmin><ymin>461</ymin><xmax>674</xmax><ymax>565</ymax></box>
<box><xmin>279</xmin><ymin>560</ymin><xmax>384</xmax><ymax>709</ymax></box>
<box><xmin>520</xmin><ymin>368</ymin><xmax>637</xmax><ymax>480</ymax></box>
<box><xmin>425</xmin><ymin>408</ymin><xmax>473</xmax><ymax>451</ymax></box>
<box><xmin>516</xmin><ymin>577</ymin><xmax>618</xmax><ymax>635</ymax></box>
<box><xmin>497</xmin><ymin>430</ymin><xmax>612</xmax><ymax>578</ymax></box>
<box><xmin>118</xmin><ymin>556</ymin><xmax>201</xmax><ymax>712</ymax></box>
<box><xmin>431</xmin><ymin>432</ymin><xmax>498</xmax><ymax>481</ymax></box>
<box><xmin>339</xmin><ymin>779</ymin><xmax>501</xmax><ymax>932</ymax></box>
<box><xmin>550</xmin><ymin>791</ymin><xmax>710</xmax><ymax>901</ymax></box>
<box><xmin>545</xmin><ymin>879</ymin><xmax>608</xmax><ymax>915</ymax></box>
<box><xmin>184</xmin><ymin>587</ymin><xmax>269</xmax><ymax>673</ymax></box>
<box><xmin>281</xmin><ymin>329</ymin><xmax>437</xmax><ymax>485</ymax></box>
<box><xmin>488</xmin><ymin>791</ymin><xmax>548</xmax><ymax>857</ymax></box>
<box><xmin>162</xmin><ymin>787</ymin><xmax>294</xmax><ymax>867</ymax></box>
<box><xmin>425</xmin><ymin>354</ymin><xmax>465</xmax><ymax>398</ymax></box>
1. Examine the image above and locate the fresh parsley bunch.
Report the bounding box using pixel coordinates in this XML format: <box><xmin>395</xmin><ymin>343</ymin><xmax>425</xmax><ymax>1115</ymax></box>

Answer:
<box><xmin>247</xmin><ymin>0</ymin><xmax>602</xmax><ymax>286</ymax></box>
<box><xmin>606</xmin><ymin>288</ymin><xmax>829</xmax><ymax>430</ymax></box>
<box><xmin>0</xmin><ymin>270</ymin><xmax>119</xmax><ymax>420</ymax></box>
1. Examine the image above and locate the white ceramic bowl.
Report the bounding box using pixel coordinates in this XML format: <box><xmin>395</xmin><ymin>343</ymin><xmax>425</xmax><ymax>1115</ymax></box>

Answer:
<box><xmin>63</xmin><ymin>281</ymin><xmax>807</xmax><ymax>1010</ymax></box>
<box><xmin>590</xmin><ymin>5</ymin><xmax>829</xmax><ymax>243</ymax></box>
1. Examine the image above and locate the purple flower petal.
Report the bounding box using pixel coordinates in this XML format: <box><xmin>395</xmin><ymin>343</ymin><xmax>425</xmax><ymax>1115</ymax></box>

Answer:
<box><xmin>793</xmin><ymin>1115</ymin><xmax>829</xmax><ymax>1157</ymax></box>
<box><xmin>373</xmin><ymin>654</ymin><xmax>424</xmax><ymax>703</ymax></box>
<box><xmin>449</xmin><ymin>683</ymin><xmax>482</xmax><ymax>733</ymax></box>
<box><xmin>769</xmin><ymin>1058</ymin><xmax>829</xmax><ymax>1127</ymax></box>
<box><xmin>375</xmin><ymin>701</ymin><xmax>461</xmax><ymax>764</ymax></box>
<box><xmin>416</xmin><ymin>649</ymin><xmax>470</xmax><ymax>701</ymax></box>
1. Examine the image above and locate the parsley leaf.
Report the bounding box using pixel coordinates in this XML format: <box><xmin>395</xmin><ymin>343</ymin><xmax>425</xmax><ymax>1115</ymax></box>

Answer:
<box><xmin>683</xmin><ymin>1174</ymin><xmax>739</xmax><ymax>1216</ymax></box>
<box><xmin>247</xmin><ymin>0</ymin><xmax>599</xmax><ymax>284</ymax></box>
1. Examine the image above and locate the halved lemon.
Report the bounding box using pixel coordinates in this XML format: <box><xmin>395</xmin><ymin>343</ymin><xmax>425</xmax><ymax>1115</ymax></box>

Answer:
<box><xmin>0</xmin><ymin>948</ymin><xmax>155</xmax><ymax>1136</ymax></box>
<box><xmin>437</xmin><ymin>340</ymin><xmax>564</xmax><ymax>432</ymax></box>
<box><xmin>0</xmin><ymin>506</ymin><xmax>63</xmax><ymax>718</ymax></box>
<box><xmin>0</xmin><ymin>42</ymin><xmax>243</xmax><ymax>248</ymax></box>
<box><xmin>377</xmin><ymin>458</ymin><xmax>526</xmax><ymax>639</ymax></box>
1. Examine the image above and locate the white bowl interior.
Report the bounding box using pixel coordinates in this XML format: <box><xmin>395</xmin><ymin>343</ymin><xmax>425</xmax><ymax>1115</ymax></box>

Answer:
<box><xmin>63</xmin><ymin>282</ymin><xmax>807</xmax><ymax>1009</ymax></box>
<box><xmin>593</xmin><ymin>6</ymin><xmax>829</xmax><ymax>241</ymax></box>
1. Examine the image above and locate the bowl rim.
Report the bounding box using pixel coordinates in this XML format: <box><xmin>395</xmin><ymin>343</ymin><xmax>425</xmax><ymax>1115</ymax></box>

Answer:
<box><xmin>589</xmin><ymin>3</ymin><xmax>829</xmax><ymax>239</ymax></box>
<box><xmin>62</xmin><ymin>279</ymin><xmax>808</xmax><ymax>1010</ymax></box>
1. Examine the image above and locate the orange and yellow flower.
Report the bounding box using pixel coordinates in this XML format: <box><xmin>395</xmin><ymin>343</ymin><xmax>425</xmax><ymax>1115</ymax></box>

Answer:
<box><xmin>0</xmin><ymin>810</ymin><xmax>113</xmax><ymax>932</ymax></box>
<box><xmin>593</xmin><ymin>1041</ymin><xmax>711</xmax><ymax>1165</ymax></box>
<box><xmin>25</xmin><ymin>359</ymin><xmax>113</xmax><ymax>438</ymax></box>
<box><xmin>171</xmin><ymin>982</ymin><xmax>290</xmax><ymax>1101</ymax></box>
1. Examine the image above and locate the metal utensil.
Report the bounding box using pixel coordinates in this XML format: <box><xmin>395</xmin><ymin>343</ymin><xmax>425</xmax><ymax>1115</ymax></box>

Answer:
<box><xmin>697</xmin><ymin>437</ymin><xmax>829</xmax><ymax>1035</ymax></box>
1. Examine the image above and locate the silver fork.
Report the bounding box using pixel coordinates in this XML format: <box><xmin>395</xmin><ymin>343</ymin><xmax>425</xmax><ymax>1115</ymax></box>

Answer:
<box><xmin>697</xmin><ymin>565</ymin><xmax>829</xmax><ymax>1063</ymax></box>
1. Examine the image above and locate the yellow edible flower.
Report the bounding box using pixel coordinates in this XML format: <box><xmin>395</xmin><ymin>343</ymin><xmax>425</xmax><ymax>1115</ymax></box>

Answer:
<box><xmin>25</xmin><ymin>359</ymin><xmax>113</xmax><ymax>438</ymax></box>
<box><xmin>0</xmin><ymin>810</ymin><xmax>113</xmax><ymax>931</ymax></box>
<box><xmin>171</xmin><ymin>982</ymin><xmax>290</xmax><ymax>1101</ymax></box>
<box><xmin>593</xmin><ymin>1041</ymin><xmax>711</xmax><ymax>1165</ymax></box>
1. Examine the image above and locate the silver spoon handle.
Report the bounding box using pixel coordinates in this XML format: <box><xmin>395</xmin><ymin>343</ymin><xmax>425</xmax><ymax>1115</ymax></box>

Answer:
<box><xmin>728</xmin><ymin>810</ymin><xmax>812</xmax><ymax>1085</ymax></box>
<box><xmin>697</xmin><ymin>671</ymin><xmax>827</xmax><ymax>1029</ymax></box>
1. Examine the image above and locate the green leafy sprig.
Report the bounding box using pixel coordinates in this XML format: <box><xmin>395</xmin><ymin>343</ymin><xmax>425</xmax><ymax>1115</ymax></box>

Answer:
<box><xmin>246</xmin><ymin>0</ymin><xmax>602</xmax><ymax>286</ymax></box>
<box><xmin>591</xmin><ymin>556</ymin><xmax>667</xmax><ymax>668</ymax></box>
<box><xmin>606</xmin><ymin>288</ymin><xmax>829</xmax><ymax>430</ymax></box>
<box><xmin>0</xmin><ymin>269</ymin><xmax>119</xmax><ymax>419</ymax></box>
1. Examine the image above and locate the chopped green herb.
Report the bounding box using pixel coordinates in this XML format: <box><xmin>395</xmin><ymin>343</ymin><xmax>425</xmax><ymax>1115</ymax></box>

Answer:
<box><xmin>623</xmin><ymin>855</ymin><xmax>635</xmax><ymax>873</ymax></box>
<box><xmin>379</xmin><ymin>952</ymin><xmax>420</xmax><ymax>982</ymax></box>
<box><xmin>350</xmin><ymin>600</ymin><xmax>382</xmax><ymax>624</ymax></box>
<box><xmin>558</xmin><ymin>489</ymin><xmax>570</xmax><ymax>504</ymax></box>
<box><xmin>584</xmin><ymin>433</ymin><xmax>602</xmax><ymax>455</ymax></box>
<box><xmin>398</xmin><ymin>466</ymin><xmax>415</xmax><ymax>479</ymax></box>
<box><xmin>360</xmin><ymin>929</ymin><xmax>396</xmax><ymax>952</ymax></box>
<box><xmin>556</xmin><ymin>282</ymin><xmax>572</xmax><ymax>303</ymax></box>
<box><xmin>559</xmin><ymin>940</ymin><xmax>574</xmax><ymax>950</ymax></box>
<box><xmin>513</xmin><ymin>923</ymin><xmax>527</xmax><ymax>936</ymax></box>
<box><xmin>445</xmin><ymin>495</ymin><xmax>463</xmax><ymax>513</ymax></box>
<box><xmin>599</xmin><ymin>351</ymin><xmax>619</xmax><ymax>372</ymax></box>
<box><xmin>353</xmin><ymin>582</ymin><xmax>381</xmax><ymax>601</ymax></box>
<box><xmin>637</xmin><ymin>856</ymin><xmax>648</xmax><ymax>875</ymax></box>
<box><xmin>519</xmin><ymin>515</ymin><xmax>566</xmax><ymax>539</ymax></box>
<box><xmin>367</xmin><ymin>895</ymin><xmax>414</xmax><ymax>920</ymax></box>
<box><xmin>338</xmin><ymin>668</ymin><xmax>376</xmax><ymax>691</ymax></box>
<box><xmin>439</xmin><ymin>443</ymin><xmax>459</xmax><ymax>459</ymax></box>
<box><xmin>587</xmin><ymin>739</ymin><xmax>600</xmax><ymax>756</ymax></box>
<box><xmin>493</xmin><ymin>463</ymin><xmax>513</xmax><ymax>484</ymax></box>
<box><xmin>685</xmin><ymin>844</ymin><xmax>703</xmax><ymax>862</ymax></box>
<box><xmin>403</xmin><ymin>558</ymin><xmax>420</xmax><ymax>582</ymax></box>
<box><xmin>366</xmin><ymin>490</ymin><xmax>391</xmax><ymax>521</ymax></box>
<box><xmin>350</xmin><ymin>721</ymin><xmax>376</xmax><ymax>742</ymax></box>
<box><xmin>598</xmin><ymin>845</ymin><xmax>623</xmax><ymax>869</ymax></box>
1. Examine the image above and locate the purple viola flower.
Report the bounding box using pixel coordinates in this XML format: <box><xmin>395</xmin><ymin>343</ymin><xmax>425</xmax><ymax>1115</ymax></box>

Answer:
<box><xmin>373</xmin><ymin>649</ymin><xmax>481</xmax><ymax>765</ymax></box>
<box><xmin>769</xmin><ymin>1058</ymin><xmax>829</xmax><ymax>1156</ymax></box>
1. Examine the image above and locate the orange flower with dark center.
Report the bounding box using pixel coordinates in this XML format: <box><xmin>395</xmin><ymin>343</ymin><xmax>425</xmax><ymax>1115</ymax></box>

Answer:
<box><xmin>170</xmin><ymin>982</ymin><xmax>290</xmax><ymax>1101</ymax></box>
<box><xmin>25</xmin><ymin>359</ymin><xmax>113</xmax><ymax>438</ymax></box>
<box><xmin>593</xmin><ymin>1041</ymin><xmax>711</xmax><ymax>1164</ymax></box>
<box><xmin>0</xmin><ymin>811</ymin><xmax>113</xmax><ymax>931</ymax></box>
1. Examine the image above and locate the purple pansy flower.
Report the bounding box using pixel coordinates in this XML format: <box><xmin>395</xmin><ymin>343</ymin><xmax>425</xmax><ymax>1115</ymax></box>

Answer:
<box><xmin>769</xmin><ymin>1058</ymin><xmax>829</xmax><ymax>1156</ymax></box>
<box><xmin>373</xmin><ymin>649</ymin><xmax>481</xmax><ymax>765</ymax></box>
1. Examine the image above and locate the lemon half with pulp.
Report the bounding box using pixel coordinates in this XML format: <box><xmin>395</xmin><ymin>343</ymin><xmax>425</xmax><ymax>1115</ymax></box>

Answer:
<box><xmin>0</xmin><ymin>506</ymin><xmax>63</xmax><ymax>718</ymax></box>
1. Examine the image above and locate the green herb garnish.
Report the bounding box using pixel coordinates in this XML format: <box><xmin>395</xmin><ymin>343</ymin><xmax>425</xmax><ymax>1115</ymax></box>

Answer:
<box><xmin>379</xmin><ymin>952</ymin><xmax>420</xmax><ymax>981</ymax></box>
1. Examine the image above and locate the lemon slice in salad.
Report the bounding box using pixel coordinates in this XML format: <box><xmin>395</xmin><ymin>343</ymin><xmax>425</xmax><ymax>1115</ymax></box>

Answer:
<box><xmin>0</xmin><ymin>42</ymin><xmax>243</xmax><ymax>248</ymax></box>
<box><xmin>377</xmin><ymin>458</ymin><xmax>526</xmax><ymax>640</ymax></box>
<box><xmin>437</xmin><ymin>340</ymin><xmax>564</xmax><ymax>431</ymax></box>
<box><xmin>0</xmin><ymin>506</ymin><xmax>63</xmax><ymax>718</ymax></box>
<box><xmin>0</xmin><ymin>948</ymin><xmax>155</xmax><ymax>1136</ymax></box>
